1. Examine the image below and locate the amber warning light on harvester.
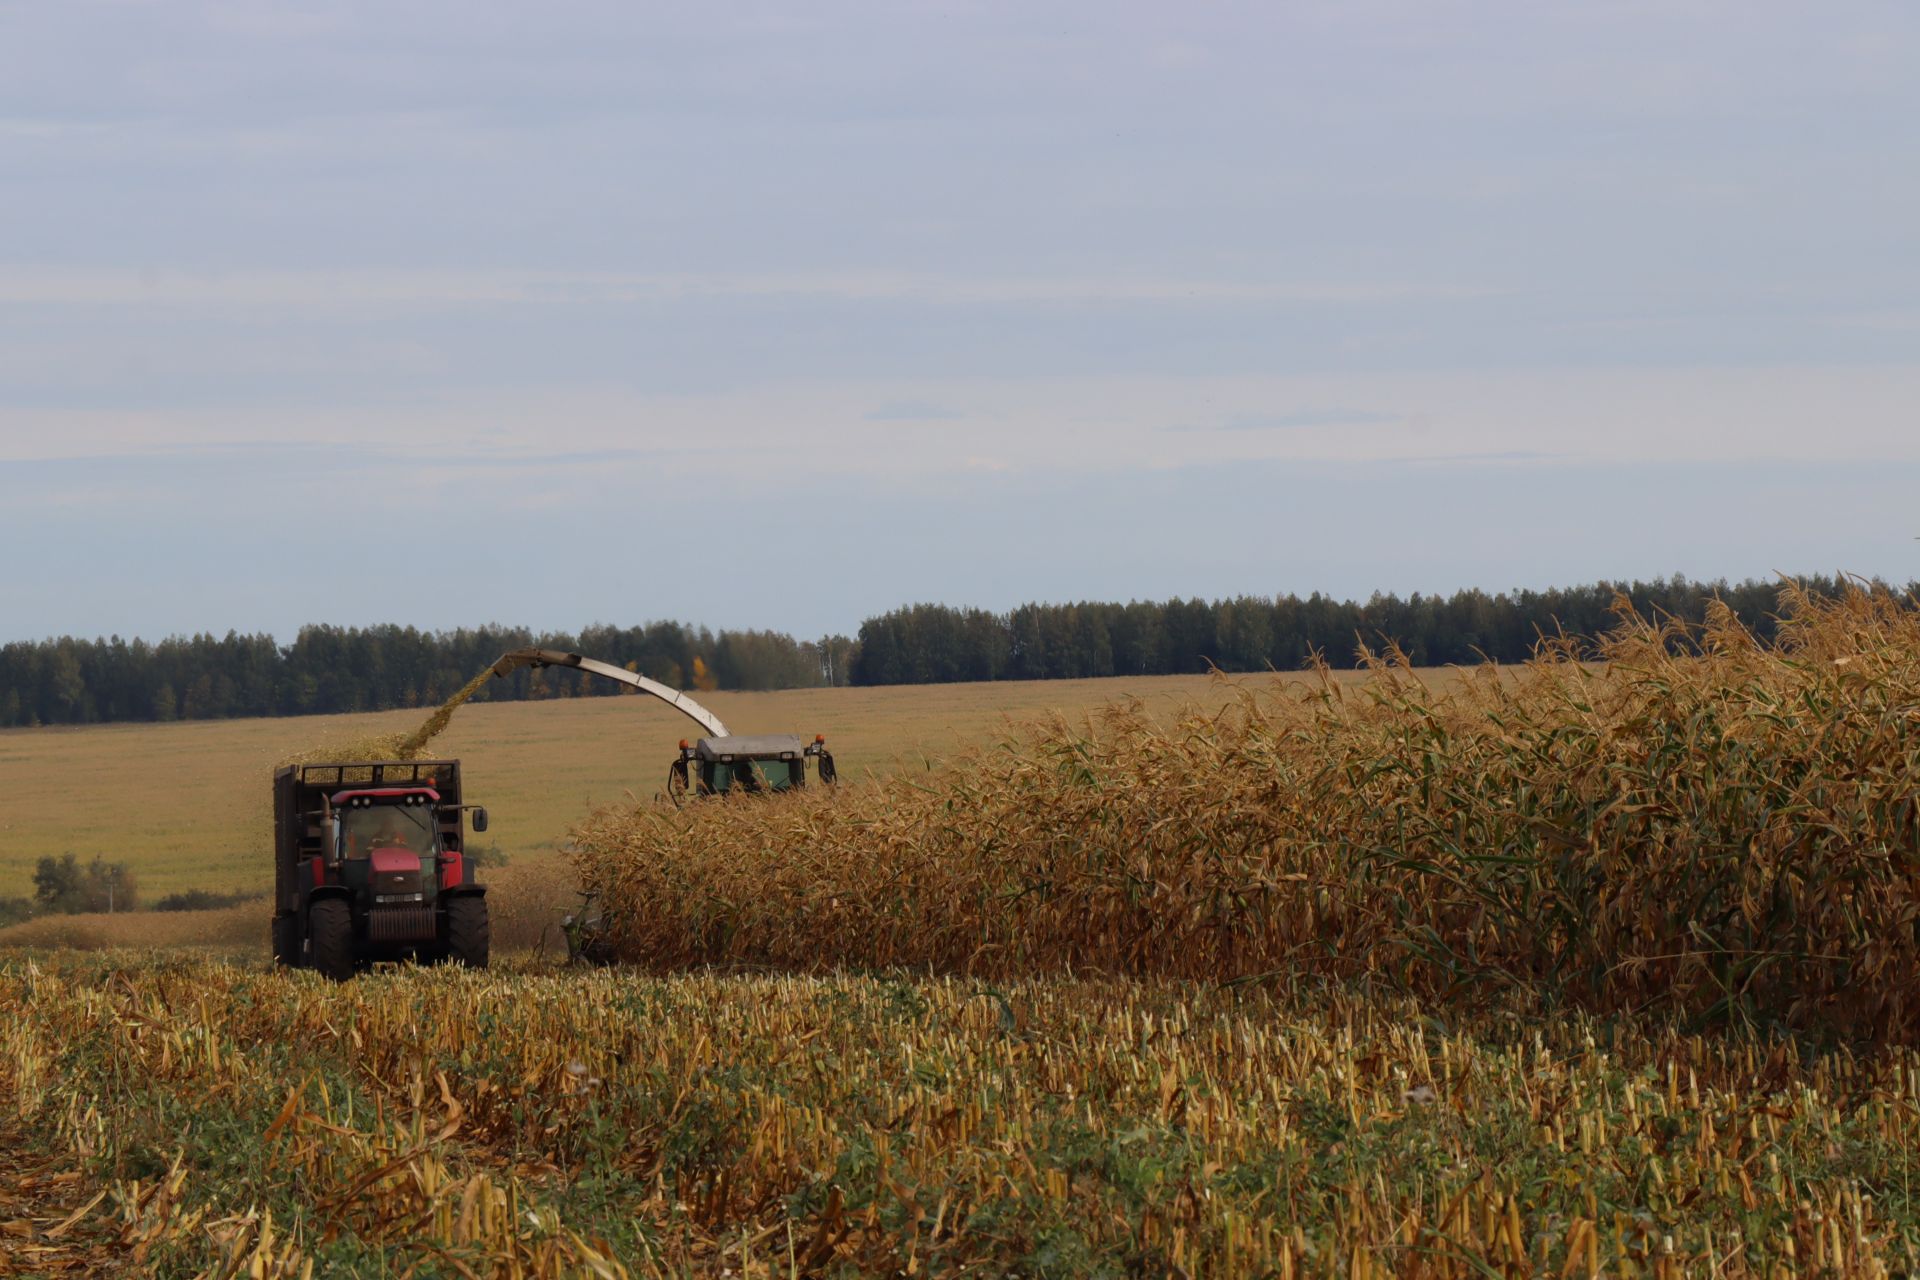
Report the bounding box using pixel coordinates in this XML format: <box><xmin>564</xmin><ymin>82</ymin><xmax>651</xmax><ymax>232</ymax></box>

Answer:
<box><xmin>815</xmin><ymin>734</ymin><xmax>826</xmax><ymax>744</ymax></box>
<box><xmin>678</xmin><ymin>739</ymin><xmax>690</xmax><ymax>750</ymax></box>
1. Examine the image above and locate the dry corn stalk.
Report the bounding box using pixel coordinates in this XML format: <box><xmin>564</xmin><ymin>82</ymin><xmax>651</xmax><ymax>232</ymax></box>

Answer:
<box><xmin>570</xmin><ymin>583</ymin><xmax>1920</xmax><ymax>1042</ymax></box>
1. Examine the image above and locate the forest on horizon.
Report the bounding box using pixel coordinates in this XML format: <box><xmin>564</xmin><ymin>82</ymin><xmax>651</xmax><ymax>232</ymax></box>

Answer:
<box><xmin>0</xmin><ymin>574</ymin><xmax>1887</xmax><ymax>728</ymax></box>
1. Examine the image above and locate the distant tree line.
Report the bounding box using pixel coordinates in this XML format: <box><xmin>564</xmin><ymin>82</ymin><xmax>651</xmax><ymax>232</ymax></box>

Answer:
<box><xmin>849</xmin><ymin>575</ymin><xmax>1891</xmax><ymax>685</ymax></box>
<box><xmin>0</xmin><ymin>622</ymin><xmax>856</xmax><ymax>728</ymax></box>
<box><xmin>2</xmin><ymin>576</ymin><xmax>1900</xmax><ymax>727</ymax></box>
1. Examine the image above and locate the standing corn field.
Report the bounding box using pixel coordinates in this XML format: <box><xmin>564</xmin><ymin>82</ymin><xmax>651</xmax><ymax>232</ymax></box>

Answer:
<box><xmin>570</xmin><ymin>584</ymin><xmax>1920</xmax><ymax>1042</ymax></box>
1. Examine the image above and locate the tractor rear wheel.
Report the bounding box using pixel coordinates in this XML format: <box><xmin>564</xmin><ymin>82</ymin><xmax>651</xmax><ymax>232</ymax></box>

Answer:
<box><xmin>309</xmin><ymin>900</ymin><xmax>355</xmax><ymax>981</ymax></box>
<box><xmin>446</xmin><ymin>896</ymin><xmax>489</xmax><ymax>969</ymax></box>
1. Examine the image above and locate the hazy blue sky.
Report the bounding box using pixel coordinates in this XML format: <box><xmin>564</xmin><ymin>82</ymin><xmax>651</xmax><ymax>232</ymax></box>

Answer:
<box><xmin>3</xmin><ymin>2</ymin><xmax>1917</xmax><ymax>643</ymax></box>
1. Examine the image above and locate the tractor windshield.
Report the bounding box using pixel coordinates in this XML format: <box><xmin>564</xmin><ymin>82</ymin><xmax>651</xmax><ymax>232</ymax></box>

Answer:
<box><xmin>341</xmin><ymin>804</ymin><xmax>437</xmax><ymax>860</ymax></box>
<box><xmin>706</xmin><ymin>759</ymin><xmax>796</xmax><ymax>793</ymax></box>
<box><xmin>753</xmin><ymin>759</ymin><xmax>797</xmax><ymax>791</ymax></box>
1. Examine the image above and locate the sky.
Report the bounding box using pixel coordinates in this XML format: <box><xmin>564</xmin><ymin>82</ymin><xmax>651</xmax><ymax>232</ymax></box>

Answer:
<box><xmin>2</xmin><ymin>1</ymin><xmax>1917</xmax><ymax>644</ymax></box>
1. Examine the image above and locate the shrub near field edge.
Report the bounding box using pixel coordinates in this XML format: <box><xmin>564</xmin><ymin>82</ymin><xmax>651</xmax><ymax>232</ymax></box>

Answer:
<box><xmin>569</xmin><ymin>584</ymin><xmax>1920</xmax><ymax>1043</ymax></box>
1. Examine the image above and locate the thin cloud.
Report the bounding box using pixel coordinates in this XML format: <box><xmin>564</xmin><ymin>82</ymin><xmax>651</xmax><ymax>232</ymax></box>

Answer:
<box><xmin>866</xmin><ymin>400</ymin><xmax>963</xmax><ymax>422</ymax></box>
<box><xmin>1398</xmin><ymin>450</ymin><xmax>1564</xmax><ymax>466</ymax></box>
<box><xmin>0</xmin><ymin>266</ymin><xmax>1507</xmax><ymax>310</ymax></box>
<box><xmin>1223</xmin><ymin>409</ymin><xmax>1402</xmax><ymax>430</ymax></box>
<box><xmin>1164</xmin><ymin>408</ymin><xmax>1402</xmax><ymax>433</ymax></box>
<box><xmin>0</xmin><ymin>441</ymin><xmax>709</xmax><ymax>473</ymax></box>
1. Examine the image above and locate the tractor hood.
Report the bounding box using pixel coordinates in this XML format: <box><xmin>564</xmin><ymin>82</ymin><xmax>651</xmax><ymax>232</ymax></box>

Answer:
<box><xmin>370</xmin><ymin>848</ymin><xmax>421</xmax><ymax>877</ymax></box>
<box><xmin>369</xmin><ymin>848</ymin><xmax>427</xmax><ymax>899</ymax></box>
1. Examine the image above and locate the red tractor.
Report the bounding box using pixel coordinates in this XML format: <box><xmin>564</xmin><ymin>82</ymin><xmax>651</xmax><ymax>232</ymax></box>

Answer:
<box><xmin>271</xmin><ymin>758</ymin><xmax>490</xmax><ymax>979</ymax></box>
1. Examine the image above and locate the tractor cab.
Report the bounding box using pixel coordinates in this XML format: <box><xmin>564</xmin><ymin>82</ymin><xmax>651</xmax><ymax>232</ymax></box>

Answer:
<box><xmin>670</xmin><ymin>733</ymin><xmax>836</xmax><ymax>799</ymax></box>
<box><xmin>326</xmin><ymin>788</ymin><xmax>449</xmax><ymax>914</ymax></box>
<box><xmin>333</xmin><ymin>788</ymin><xmax>441</xmax><ymax>860</ymax></box>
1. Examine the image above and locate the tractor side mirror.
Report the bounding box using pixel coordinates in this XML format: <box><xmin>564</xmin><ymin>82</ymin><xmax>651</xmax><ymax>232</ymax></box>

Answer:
<box><xmin>471</xmin><ymin>807</ymin><xmax>489</xmax><ymax>833</ymax></box>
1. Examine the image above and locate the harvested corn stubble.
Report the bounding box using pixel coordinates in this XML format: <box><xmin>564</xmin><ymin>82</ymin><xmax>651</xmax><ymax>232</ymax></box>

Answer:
<box><xmin>4</xmin><ymin>954</ymin><xmax>1917</xmax><ymax>1277</ymax></box>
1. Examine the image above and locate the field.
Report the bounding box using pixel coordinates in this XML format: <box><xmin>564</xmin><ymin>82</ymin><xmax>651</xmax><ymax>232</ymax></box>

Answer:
<box><xmin>566</xmin><ymin>588</ymin><xmax>1920</xmax><ymax>1043</ymax></box>
<box><xmin>5</xmin><ymin>955</ymin><xmax>1916</xmax><ymax>1278</ymax></box>
<box><xmin>6</xmin><ymin>593</ymin><xmax>1920</xmax><ymax>1276</ymax></box>
<box><xmin>0</xmin><ymin>671</ymin><xmax>1283</xmax><ymax>905</ymax></box>
<box><xmin>0</xmin><ymin>671</ymin><xmax>1335</xmax><ymax>957</ymax></box>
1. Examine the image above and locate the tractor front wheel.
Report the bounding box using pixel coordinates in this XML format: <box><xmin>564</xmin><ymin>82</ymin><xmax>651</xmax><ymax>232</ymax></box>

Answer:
<box><xmin>309</xmin><ymin>900</ymin><xmax>355</xmax><ymax>981</ymax></box>
<box><xmin>446</xmin><ymin>896</ymin><xmax>489</xmax><ymax>969</ymax></box>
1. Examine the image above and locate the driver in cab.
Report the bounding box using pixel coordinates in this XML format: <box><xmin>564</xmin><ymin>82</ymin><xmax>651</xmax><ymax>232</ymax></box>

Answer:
<box><xmin>370</xmin><ymin>809</ymin><xmax>417</xmax><ymax>852</ymax></box>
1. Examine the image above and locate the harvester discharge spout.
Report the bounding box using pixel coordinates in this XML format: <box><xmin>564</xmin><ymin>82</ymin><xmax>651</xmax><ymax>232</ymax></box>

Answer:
<box><xmin>488</xmin><ymin>648</ymin><xmax>731</xmax><ymax>738</ymax></box>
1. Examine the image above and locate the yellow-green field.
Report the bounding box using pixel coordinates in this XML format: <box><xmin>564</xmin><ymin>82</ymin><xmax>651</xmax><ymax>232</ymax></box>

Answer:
<box><xmin>9</xmin><ymin>955</ymin><xmax>1915</xmax><ymax>1278</ymax></box>
<box><xmin>0</xmin><ymin>671</ymin><xmax>1346</xmax><ymax>903</ymax></box>
<box><xmin>8</xmin><ymin>591</ymin><xmax>1920</xmax><ymax>1276</ymax></box>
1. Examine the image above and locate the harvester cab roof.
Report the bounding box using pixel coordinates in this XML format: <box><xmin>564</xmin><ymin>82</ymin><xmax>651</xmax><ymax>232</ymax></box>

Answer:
<box><xmin>689</xmin><ymin>733</ymin><xmax>808</xmax><ymax>761</ymax></box>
